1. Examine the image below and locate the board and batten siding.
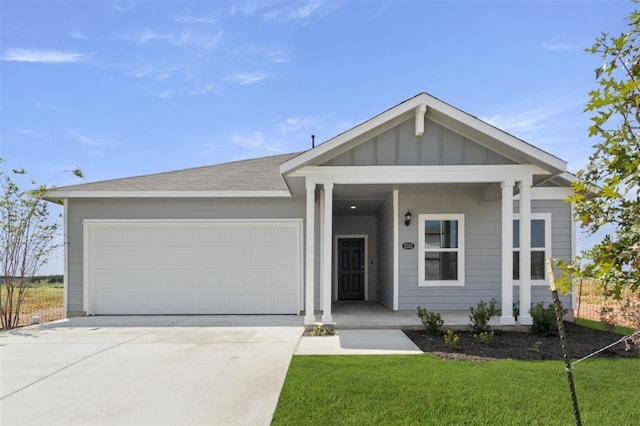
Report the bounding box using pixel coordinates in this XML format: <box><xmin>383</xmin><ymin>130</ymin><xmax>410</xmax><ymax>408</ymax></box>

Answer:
<box><xmin>397</xmin><ymin>191</ymin><xmax>573</xmax><ymax>311</ymax></box>
<box><xmin>323</xmin><ymin>118</ymin><xmax>513</xmax><ymax>167</ymax></box>
<box><xmin>66</xmin><ymin>197</ymin><xmax>305</xmax><ymax>315</ymax></box>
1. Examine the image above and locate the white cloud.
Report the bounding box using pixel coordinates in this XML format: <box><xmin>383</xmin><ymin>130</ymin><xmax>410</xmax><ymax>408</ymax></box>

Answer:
<box><xmin>16</xmin><ymin>128</ymin><xmax>46</xmax><ymax>138</ymax></box>
<box><xmin>231</xmin><ymin>131</ymin><xmax>285</xmax><ymax>153</ymax></box>
<box><xmin>68</xmin><ymin>30</ymin><xmax>87</xmax><ymax>40</ymax></box>
<box><xmin>174</xmin><ymin>12</ymin><xmax>219</xmax><ymax>24</ymax></box>
<box><xmin>33</xmin><ymin>102</ymin><xmax>60</xmax><ymax>111</ymax></box>
<box><xmin>123</xmin><ymin>29</ymin><xmax>223</xmax><ymax>49</ymax></box>
<box><xmin>263</xmin><ymin>1</ymin><xmax>330</xmax><ymax>20</ymax></box>
<box><xmin>266</xmin><ymin>49</ymin><xmax>289</xmax><ymax>64</ymax></box>
<box><xmin>113</xmin><ymin>3</ymin><xmax>135</xmax><ymax>13</ymax></box>
<box><xmin>543</xmin><ymin>41</ymin><xmax>576</xmax><ymax>51</ymax></box>
<box><xmin>228</xmin><ymin>3</ymin><xmax>264</xmax><ymax>16</ymax></box>
<box><xmin>156</xmin><ymin>89</ymin><xmax>176</xmax><ymax>99</ymax></box>
<box><xmin>2</xmin><ymin>48</ymin><xmax>92</xmax><ymax>63</ymax></box>
<box><xmin>128</xmin><ymin>65</ymin><xmax>177</xmax><ymax>81</ymax></box>
<box><xmin>232</xmin><ymin>131</ymin><xmax>265</xmax><ymax>149</ymax></box>
<box><xmin>288</xmin><ymin>1</ymin><xmax>322</xmax><ymax>19</ymax></box>
<box><xmin>68</xmin><ymin>130</ymin><xmax>120</xmax><ymax>147</ymax></box>
<box><xmin>188</xmin><ymin>83</ymin><xmax>217</xmax><ymax>96</ymax></box>
<box><xmin>278</xmin><ymin>117</ymin><xmax>311</xmax><ymax>133</ymax></box>
<box><xmin>224</xmin><ymin>71</ymin><xmax>269</xmax><ymax>85</ymax></box>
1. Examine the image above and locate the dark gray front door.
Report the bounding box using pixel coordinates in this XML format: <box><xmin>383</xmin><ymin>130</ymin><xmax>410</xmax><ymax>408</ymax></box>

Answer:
<box><xmin>337</xmin><ymin>238</ymin><xmax>365</xmax><ymax>300</ymax></box>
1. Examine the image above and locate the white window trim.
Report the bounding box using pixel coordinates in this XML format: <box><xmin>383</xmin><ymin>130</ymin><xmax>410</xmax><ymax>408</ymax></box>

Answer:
<box><xmin>513</xmin><ymin>213</ymin><xmax>552</xmax><ymax>287</ymax></box>
<box><xmin>418</xmin><ymin>214</ymin><xmax>465</xmax><ymax>287</ymax></box>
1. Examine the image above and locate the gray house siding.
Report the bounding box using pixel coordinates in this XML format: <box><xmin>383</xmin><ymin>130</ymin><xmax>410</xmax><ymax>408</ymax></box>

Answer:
<box><xmin>376</xmin><ymin>195</ymin><xmax>394</xmax><ymax>309</ymax></box>
<box><xmin>66</xmin><ymin>197</ymin><xmax>304</xmax><ymax>315</ymax></box>
<box><xmin>396</xmin><ymin>191</ymin><xmax>573</xmax><ymax>311</ymax></box>
<box><xmin>324</xmin><ymin>118</ymin><xmax>513</xmax><ymax>167</ymax></box>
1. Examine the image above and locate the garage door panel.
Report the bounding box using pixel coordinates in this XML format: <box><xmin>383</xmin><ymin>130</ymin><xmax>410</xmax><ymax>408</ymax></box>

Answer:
<box><xmin>88</xmin><ymin>221</ymin><xmax>300</xmax><ymax>315</ymax></box>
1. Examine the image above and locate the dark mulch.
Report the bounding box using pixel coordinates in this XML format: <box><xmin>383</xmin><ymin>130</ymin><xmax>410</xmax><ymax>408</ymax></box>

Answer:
<box><xmin>403</xmin><ymin>322</ymin><xmax>639</xmax><ymax>361</ymax></box>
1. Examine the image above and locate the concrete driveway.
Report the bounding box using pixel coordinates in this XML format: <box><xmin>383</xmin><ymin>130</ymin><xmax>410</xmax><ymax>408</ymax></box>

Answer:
<box><xmin>0</xmin><ymin>316</ymin><xmax>304</xmax><ymax>426</ymax></box>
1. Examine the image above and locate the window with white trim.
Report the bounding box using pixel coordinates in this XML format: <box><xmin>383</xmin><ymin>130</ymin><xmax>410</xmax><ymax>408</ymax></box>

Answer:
<box><xmin>418</xmin><ymin>214</ymin><xmax>465</xmax><ymax>286</ymax></box>
<box><xmin>513</xmin><ymin>213</ymin><xmax>551</xmax><ymax>284</ymax></box>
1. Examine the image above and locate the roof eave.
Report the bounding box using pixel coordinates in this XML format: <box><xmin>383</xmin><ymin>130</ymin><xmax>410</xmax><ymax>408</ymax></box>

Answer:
<box><xmin>43</xmin><ymin>189</ymin><xmax>293</xmax><ymax>200</ymax></box>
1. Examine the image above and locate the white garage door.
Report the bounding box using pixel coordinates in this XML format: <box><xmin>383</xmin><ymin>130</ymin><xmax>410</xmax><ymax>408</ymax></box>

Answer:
<box><xmin>85</xmin><ymin>220</ymin><xmax>302</xmax><ymax>315</ymax></box>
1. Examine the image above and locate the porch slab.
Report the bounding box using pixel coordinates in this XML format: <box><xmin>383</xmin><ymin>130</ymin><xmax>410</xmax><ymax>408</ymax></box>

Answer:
<box><xmin>330</xmin><ymin>302</ymin><xmax>464</xmax><ymax>329</ymax></box>
<box><xmin>329</xmin><ymin>302</ymin><xmax>516</xmax><ymax>330</ymax></box>
<box><xmin>295</xmin><ymin>329</ymin><xmax>422</xmax><ymax>355</ymax></box>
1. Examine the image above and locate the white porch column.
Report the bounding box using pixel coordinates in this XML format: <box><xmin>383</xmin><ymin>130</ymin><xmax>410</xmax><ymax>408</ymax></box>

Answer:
<box><xmin>319</xmin><ymin>188</ymin><xmax>325</xmax><ymax>306</ymax></box>
<box><xmin>500</xmin><ymin>180</ymin><xmax>515</xmax><ymax>325</ymax></box>
<box><xmin>321</xmin><ymin>182</ymin><xmax>334</xmax><ymax>325</ymax></box>
<box><xmin>304</xmin><ymin>181</ymin><xmax>316</xmax><ymax>325</ymax></box>
<box><xmin>518</xmin><ymin>181</ymin><xmax>533</xmax><ymax>325</ymax></box>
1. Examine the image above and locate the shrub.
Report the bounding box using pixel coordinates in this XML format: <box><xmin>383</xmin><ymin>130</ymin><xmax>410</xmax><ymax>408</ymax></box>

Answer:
<box><xmin>308</xmin><ymin>325</ymin><xmax>334</xmax><ymax>336</ymax></box>
<box><xmin>443</xmin><ymin>330</ymin><xmax>460</xmax><ymax>350</ymax></box>
<box><xmin>416</xmin><ymin>306</ymin><xmax>444</xmax><ymax>335</ymax></box>
<box><xmin>530</xmin><ymin>302</ymin><xmax>560</xmax><ymax>336</ymax></box>
<box><xmin>468</xmin><ymin>298</ymin><xmax>500</xmax><ymax>334</ymax></box>
<box><xmin>473</xmin><ymin>331</ymin><xmax>494</xmax><ymax>345</ymax></box>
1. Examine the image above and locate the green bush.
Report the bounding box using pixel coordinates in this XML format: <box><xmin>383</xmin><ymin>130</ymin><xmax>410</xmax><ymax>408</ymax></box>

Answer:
<box><xmin>473</xmin><ymin>331</ymin><xmax>494</xmax><ymax>345</ymax></box>
<box><xmin>443</xmin><ymin>329</ymin><xmax>460</xmax><ymax>350</ymax></box>
<box><xmin>416</xmin><ymin>306</ymin><xmax>444</xmax><ymax>335</ymax></box>
<box><xmin>529</xmin><ymin>302</ymin><xmax>560</xmax><ymax>336</ymax></box>
<box><xmin>469</xmin><ymin>298</ymin><xmax>500</xmax><ymax>334</ymax></box>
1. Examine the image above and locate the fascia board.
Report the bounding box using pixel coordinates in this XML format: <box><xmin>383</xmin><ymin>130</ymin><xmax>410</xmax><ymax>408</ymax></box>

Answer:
<box><xmin>426</xmin><ymin>101</ymin><xmax>568</xmax><ymax>172</ymax></box>
<box><xmin>43</xmin><ymin>190</ymin><xmax>293</xmax><ymax>200</ymax></box>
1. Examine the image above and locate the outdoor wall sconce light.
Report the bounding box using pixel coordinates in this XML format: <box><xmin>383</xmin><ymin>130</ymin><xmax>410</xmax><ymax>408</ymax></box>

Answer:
<box><xmin>404</xmin><ymin>210</ymin><xmax>412</xmax><ymax>227</ymax></box>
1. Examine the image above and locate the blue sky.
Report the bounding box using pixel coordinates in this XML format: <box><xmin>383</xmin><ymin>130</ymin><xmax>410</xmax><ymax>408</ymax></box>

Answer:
<box><xmin>1</xmin><ymin>0</ymin><xmax>634</xmax><ymax>274</ymax></box>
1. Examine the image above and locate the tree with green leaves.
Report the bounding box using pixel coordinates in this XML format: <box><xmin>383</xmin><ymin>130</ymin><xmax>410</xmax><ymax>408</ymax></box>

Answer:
<box><xmin>564</xmin><ymin>4</ymin><xmax>640</xmax><ymax>298</ymax></box>
<box><xmin>0</xmin><ymin>159</ymin><xmax>82</xmax><ymax>329</ymax></box>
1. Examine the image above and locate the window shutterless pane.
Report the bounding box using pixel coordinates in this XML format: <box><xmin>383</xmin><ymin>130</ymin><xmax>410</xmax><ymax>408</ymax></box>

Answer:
<box><xmin>424</xmin><ymin>252</ymin><xmax>458</xmax><ymax>281</ymax></box>
<box><xmin>425</xmin><ymin>220</ymin><xmax>458</xmax><ymax>249</ymax></box>
<box><xmin>531</xmin><ymin>251</ymin><xmax>545</xmax><ymax>279</ymax></box>
<box><xmin>513</xmin><ymin>219</ymin><xmax>545</xmax><ymax>248</ymax></box>
<box><xmin>513</xmin><ymin>250</ymin><xmax>546</xmax><ymax>280</ymax></box>
<box><xmin>531</xmin><ymin>219</ymin><xmax>545</xmax><ymax>248</ymax></box>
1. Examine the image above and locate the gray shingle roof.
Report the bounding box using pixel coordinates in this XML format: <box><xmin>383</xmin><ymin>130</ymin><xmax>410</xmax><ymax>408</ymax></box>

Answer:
<box><xmin>50</xmin><ymin>152</ymin><xmax>301</xmax><ymax>193</ymax></box>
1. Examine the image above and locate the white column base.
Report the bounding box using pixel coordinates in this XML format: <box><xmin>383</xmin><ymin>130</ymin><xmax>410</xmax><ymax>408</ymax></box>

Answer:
<box><xmin>321</xmin><ymin>314</ymin><xmax>333</xmax><ymax>325</ymax></box>
<box><xmin>304</xmin><ymin>314</ymin><xmax>316</xmax><ymax>326</ymax></box>
<box><xmin>500</xmin><ymin>315</ymin><xmax>516</xmax><ymax>325</ymax></box>
<box><xmin>518</xmin><ymin>315</ymin><xmax>533</xmax><ymax>326</ymax></box>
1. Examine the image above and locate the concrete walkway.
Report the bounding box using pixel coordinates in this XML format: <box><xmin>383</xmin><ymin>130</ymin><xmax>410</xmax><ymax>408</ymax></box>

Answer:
<box><xmin>295</xmin><ymin>329</ymin><xmax>422</xmax><ymax>355</ymax></box>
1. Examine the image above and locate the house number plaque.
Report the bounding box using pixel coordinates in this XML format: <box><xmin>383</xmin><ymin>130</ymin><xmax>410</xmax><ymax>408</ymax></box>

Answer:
<box><xmin>402</xmin><ymin>242</ymin><xmax>415</xmax><ymax>249</ymax></box>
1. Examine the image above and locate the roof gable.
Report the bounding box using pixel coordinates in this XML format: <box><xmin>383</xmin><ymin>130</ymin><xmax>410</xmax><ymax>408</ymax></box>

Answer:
<box><xmin>280</xmin><ymin>92</ymin><xmax>567</xmax><ymax>175</ymax></box>
<box><xmin>322</xmin><ymin>116</ymin><xmax>514</xmax><ymax>167</ymax></box>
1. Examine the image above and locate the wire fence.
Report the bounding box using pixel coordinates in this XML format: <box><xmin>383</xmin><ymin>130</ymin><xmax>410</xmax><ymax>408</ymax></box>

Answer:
<box><xmin>574</xmin><ymin>278</ymin><xmax>639</xmax><ymax>329</ymax></box>
<box><xmin>2</xmin><ymin>281</ymin><xmax>66</xmax><ymax>328</ymax></box>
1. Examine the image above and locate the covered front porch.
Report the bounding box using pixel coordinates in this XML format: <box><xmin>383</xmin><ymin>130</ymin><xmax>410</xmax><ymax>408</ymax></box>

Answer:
<box><xmin>329</xmin><ymin>302</ymin><xmax>529</xmax><ymax>330</ymax></box>
<box><xmin>297</xmin><ymin>165</ymin><xmax>539</xmax><ymax>327</ymax></box>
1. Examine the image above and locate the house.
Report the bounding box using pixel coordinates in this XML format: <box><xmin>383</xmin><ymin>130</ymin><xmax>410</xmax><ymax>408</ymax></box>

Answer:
<box><xmin>45</xmin><ymin>93</ymin><xmax>575</xmax><ymax>326</ymax></box>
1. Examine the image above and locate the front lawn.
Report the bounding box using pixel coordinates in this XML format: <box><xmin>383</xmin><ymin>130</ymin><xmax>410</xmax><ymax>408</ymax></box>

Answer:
<box><xmin>273</xmin><ymin>355</ymin><xmax>639</xmax><ymax>425</ymax></box>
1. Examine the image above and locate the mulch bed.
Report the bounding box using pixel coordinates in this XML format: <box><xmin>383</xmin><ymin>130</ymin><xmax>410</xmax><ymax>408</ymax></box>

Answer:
<box><xmin>403</xmin><ymin>322</ymin><xmax>639</xmax><ymax>361</ymax></box>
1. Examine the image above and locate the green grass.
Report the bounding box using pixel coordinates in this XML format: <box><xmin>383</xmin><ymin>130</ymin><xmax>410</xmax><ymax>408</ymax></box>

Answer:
<box><xmin>575</xmin><ymin>317</ymin><xmax>637</xmax><ymax>335</ymax></box>
<box><xmin>273</xmin><ymin>355</ymin><xmax>640</xmax><ymax>425</ymax></box>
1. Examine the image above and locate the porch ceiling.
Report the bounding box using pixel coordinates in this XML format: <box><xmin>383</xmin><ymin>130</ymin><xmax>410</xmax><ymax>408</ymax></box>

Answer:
<box><xmin>332</xmin><ymin>183</ymin><xmax>489</xmax><ymax>215</ymax></box>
